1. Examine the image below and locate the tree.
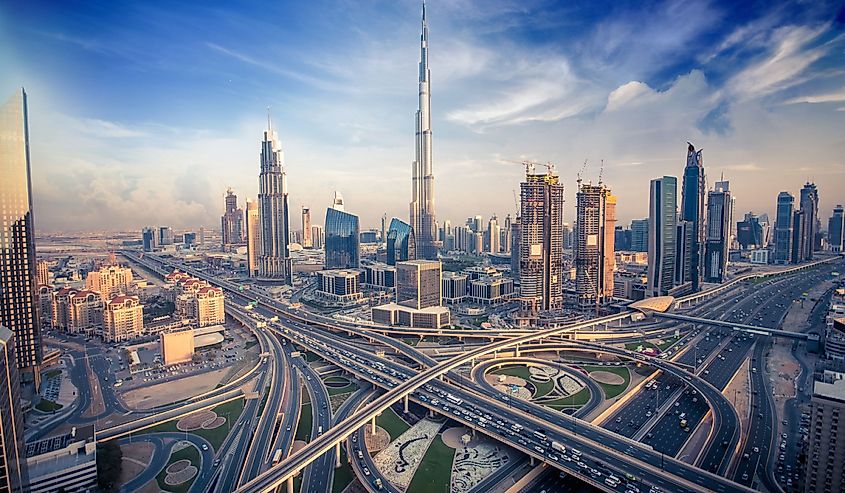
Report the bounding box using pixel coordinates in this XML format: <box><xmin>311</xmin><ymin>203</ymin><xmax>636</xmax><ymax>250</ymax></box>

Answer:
<box><xmin>96</xmin><ymin>442</ymin><xmax>123</xmax><ymax>492</ymax></box>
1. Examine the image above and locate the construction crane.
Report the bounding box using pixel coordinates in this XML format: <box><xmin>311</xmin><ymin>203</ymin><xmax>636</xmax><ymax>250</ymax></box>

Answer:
<box><xmin>577</xmin><ymin>159</ymin><xmax>589</xmax><ymax>185</ymax></box>
<box><xmin>503</xmin><ymin>159</ymin><xmax>557</xmax><ymax>176</ymax></box>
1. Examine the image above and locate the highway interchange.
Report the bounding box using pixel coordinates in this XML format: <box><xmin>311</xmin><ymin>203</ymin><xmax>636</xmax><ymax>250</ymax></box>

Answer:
<box><xmin>84</xmin><ymin>251</ymin><xmax>843</xmax><ymax>493</ymax></box>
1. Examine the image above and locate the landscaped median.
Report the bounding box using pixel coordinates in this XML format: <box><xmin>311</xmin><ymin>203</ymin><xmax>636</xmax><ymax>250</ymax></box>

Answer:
<box><xmin>581</xmin><ymin>365</ymin><xmax>631</xmax><ymax>399</ymax></box>
<box><xmin>136</xmin><ymin>397</ymin><xmax>244</xmax><ymax>451</ymax></box>
<box><xmin>156</xmin><ymin>441</ymin><xmax>201</xmax><ymax>493</ymax></box>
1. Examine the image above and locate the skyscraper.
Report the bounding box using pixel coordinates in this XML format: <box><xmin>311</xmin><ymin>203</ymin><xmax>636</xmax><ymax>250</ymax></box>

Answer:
<box><xmin>159</xmin><ymin>226</ymin><xmax>174</xmax><ymax>246</ymax></box>
<box><xmin>221</xmin><ymin>188</ymin><xmax>244</xmax><ymax>247</ymax></box>
<box><xmin>829</xmin><ymin>205</ymin><xmax>844</xmax><ymax>252</ymax></box>
<box><xmin>325</xmin><ymin>197</ymin><xmax>360</xmax><ymax>270</ymax></box>
<box><xmin>0</xmin><ymin>88</ymin><xmax>42</xmax><ymax>383</ymax></box>
<box><xmin>257</xmin><ymin>114</ymin><xmax>292</xmax><ymax>284</ymax></box>
<box><xmin>630</xmin><ymin>219</ymin><xmax>648</xmax><ymax>252</ymax></box>
<box><xmin>396</xmin><ymin>260</ymin><xmax>442</xmax><ymax>310</ymax></box>
<box><xmin>301</xmin><ymin>207</ymin><xmax>312</xmax><ymax>248</ymax></box>
<box><xmin>774</xmin><ymin>192</ymin><xmax>794</xmax><ymax>264</ymax></box>
<box><xmin>245</xmin><ymin>199</ymin><xmax>260</xmax><ymax>277</ymax></box>
<box><xmin>409</xmin><ymin>4</ymin><xmax>439</xmax><ymax>259</ymax></box>
<box><xmin>142</xmin><ymin>227</ymin><xmax>157</xmax><ymax>251</ymax></box>
<box><xmin>704</xmin><ymin>181</ymin><xmax>732</xmax><ymax>283</ymax></box>
<box><xmin>519</xmin><ymin>166</ymin><xmax>565</xmax><ymax>317</ymax></box>
<box><xmin>311</xmin><ymin>225</ymin><xmax>324</xmax><ymax>250</ymax></box>
<box><xmin>800</xmin><ymin>182</ymin><xmax>819</xmax><ymax>260</ymax></box>
<box><xmin>648</xmin><ymin>176</ymin><xmax>677</xmax><ymax>297</ymax></box>
<box><xmin>680</xmin><ymin>143</ymin><xmax>705</xmax><ymax>291</ymax></box>
<box><xmin>387</xmin><ymin>218</ymin><xmax>416</xmax><ymax>266</ymax></box>
<box><xmin>510</xmin><ymin>219</ymin><xmax>521</xmax><ymax>276</ymax></box>
<box><xmin>487</xmin><ymin>215</ymin><xmax>500</xmax><ymax>253</ymax></box>
<box><xmin>574</xmin><ymin>182</ymin><xmax>616</xmax><ymax>310</ymax></box>
<box><xmin>737</xmin><ymin>212</ymin><xmax>767</xmax><ymax>250</ymax></box>
<box><xmin>0</xmin><ymin>327</ymin><xmax>29</xmax><ymax>492</ymax></box>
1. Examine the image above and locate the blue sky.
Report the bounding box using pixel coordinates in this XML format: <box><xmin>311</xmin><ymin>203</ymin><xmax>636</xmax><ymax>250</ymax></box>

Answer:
<box><xmin>2</xmin><ymin>0</ymin><xmax>844</xmax><ymax>232</ymax></box>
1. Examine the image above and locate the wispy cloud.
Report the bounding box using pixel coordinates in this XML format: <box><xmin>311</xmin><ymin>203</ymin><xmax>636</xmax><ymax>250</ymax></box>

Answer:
<box><xmin>785</xmin><ymin>87</ymin><xmax>845</xmax><ymax>104</ymax></box>
<box><xmin>722</xmin><ymin>163</ymin><xmax>763</xmax><ymax>171</ymax></box>
<box><xmin>74</xmin><ymin>118</ymin><xmax>147</xmax><ymax>138</ymax></box>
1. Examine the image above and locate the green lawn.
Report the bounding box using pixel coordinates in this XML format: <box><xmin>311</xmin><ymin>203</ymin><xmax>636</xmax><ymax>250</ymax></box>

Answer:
<box><xmin>296</xmin><ymin>403</ymin><xmax>313</xmax><ymax>442</ymax></box>
<box><xmin>43</xmin><ymin>369</ymin><xmax>62</xmax><ymax>380</ymax></box>
<box><xmin>624</xmin><ymin>341</ymin><xmax>658</xmax><ymax>352</ymax></box>
<box><xmin>541</xmin><ymin>387</ymin><xmax>591</xmax><ymax>410</ymax></box>
<box><xmin>583</xmin><ymin>365</ymin><xmax>631</xmax><ymax>399</ymax></box>
<box><xmin>377</xmin><ymin>407</ymin><xmax>410</xmax><ymax>441</ymax></box>
<box><xmin>141</xmin><ymin>398</ymin><xmax>244</xmax><ymax>451</ymax></box>
<box><xmin>327</xmin><ymin>382</ymin><xmax>359</xmax><ymax>396</ymax></box>
<box><xmin>332</xmin><ymin>447</ymin><xmax>352</xmax><ymax>493</ymax></box>
<box><xmin>655</xmin><ymin>336</ymin><xmax>680</xmax><ymax>351</ymax></box>
<box><xmin>490</xmin><ymin>365</ymin><xmax>554</xmax><ymax>399</ymax></box>
<box><xmin>408</xmin><ymin>434</ymin><xmax>454</xmax><ymax>493</ymax></box>
<box><xmin>35</xmin><ymin>399</ymin><xmax>62</xmax><ymax>412</ymax></box>
<box><xmin>156</xmin><ymin>442</ymin><xmax>200</xmax><ymax>493</ymax></box>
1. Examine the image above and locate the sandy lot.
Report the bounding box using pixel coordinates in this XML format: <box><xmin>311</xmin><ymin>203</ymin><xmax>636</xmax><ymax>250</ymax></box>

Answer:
<box><xmin>120</xmin><ymin>442</ymin><xmax>155</xmax><ymax>484</ymax></box>
<box><xmin>589</xmin><ymin>371</ymin><xmax>625</xmax><ymax>385</ymax></box>
<box><xmin>121</xmin><ymin>368</ymin><xmax>230</xmax><ymax>410</ymax></box>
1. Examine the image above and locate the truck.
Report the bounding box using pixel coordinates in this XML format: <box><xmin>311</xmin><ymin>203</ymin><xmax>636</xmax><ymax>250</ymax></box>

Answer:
<box><xmin>272</xmin><ymin>449</ymin><xmax>283</xmax><ymax>464</ymax></box>
<box><xmin>551</xmin><ymin>441</ymin><xmax>566</xmax><ymax>453</ymax></box>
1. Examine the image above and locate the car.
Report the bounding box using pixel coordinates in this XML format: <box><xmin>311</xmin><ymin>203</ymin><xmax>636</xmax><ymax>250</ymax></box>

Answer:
<box><xmin>753</xmin><ymin>447</ymin><xmax>759</xmax><ymax>453</ymax></box>
<box><xmin>363</xmin><ymin>467</ymin><xmax>370</xmax><ymax>476</ymax></box>
<box><xmin>201</xmin><ymin>444</ymin><xmax>208</xmax><ymax>451</ymax></box>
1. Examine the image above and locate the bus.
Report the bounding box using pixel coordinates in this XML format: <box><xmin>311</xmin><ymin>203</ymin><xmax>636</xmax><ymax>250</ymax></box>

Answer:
<box><xmin>272</xmin><ymin>449</ymin><xmax>283</xmax><ymax>464</ymax></box>
<box><xmin>446</xmin><ymin>394</ymin><xmax>463</xmax><ymax>405</ymax></box>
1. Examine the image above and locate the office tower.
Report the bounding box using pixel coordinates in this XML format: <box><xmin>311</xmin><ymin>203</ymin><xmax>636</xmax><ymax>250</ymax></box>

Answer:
<box><xmin>519</xmin><ymin>167</ymin><xmax>565</xmax><ymax>315</ymax></box>
<box><xmin>631</xmin><ymin>219</ymin><xmax>648</xmax><ymax>252</ymax></box>
<box><xmin>800</xmin><ymin>182</ymin><xmax>820</xmax><ymax>259</ymax></box>
<box><xmin>257</xmin><ymin>114</ymin><xmax>292</xmax><ymax>284</ymax></box>
<box><xmin>441</xmin><ymin>220</ymin><xmax>452</xmax><ymax>243</ymax></box>
<box><xmin>325</xmin><ymin>200</ymin><xmax>360</xmax><ymax>270</ymax></box>
<box><xmin>804</xmin><ymin>371</ymin><xmax>845</xmax><ymax>493</ymax></box>
<box><xmin>183</xmin><ymin>232</ymin><xmax>196</xmax><ymax>246</ymax></box>
<box><xmin>487</xmin><ymin>215</ymin><xmax>500</xmax><ymax>253</ymax></box>
<box><xmin>35</xmin><ymin>260</ymin><xmax>49</xmax><ymax>287</ymax></box>
<box><xmin>774</xmin><ymin>192</ymin><xmax>794</xmax><ymax>264</ymax></box>
<box><xmin>575</xmin><ymin>182</ymin><xmax>616</xmax><ymax>309</ymax></box>
<box><xmin>0</xmin><ymin>88</ymin><xmax>42</xmax><ymax>381</ymax></box>
<box><xmin>360</xmin><ymin>230</ymin><xmax>379</xmax><ymax>244</ymax></box>
<box><xmin>704</xmin><ymin>181</ymin><xmax>731</xmax><ymax>283</ymax></box>
<box><xmin>194</xmin><ymin>286</ymin><xmax>225</xmax><ymax>327</ymax></box>
<box><xmin>85</xmin><ymin>265</ymin><xmax>133</xmax><ymax>298</ymax></box>
<box><xmin>472</xmin><ymin>232</ymin><xmax>483</xmax><ymax>254</ymax></box>
<box><xmin>301</xmin><ymin>207</ymin><xmax>312</xmax><ymax>248</ymax></box>
<box><xmin>199</xmin><ymin>226</ymin><xmax>206</xmax><ymax>245</ymax></box>
<box><xmin>0</xmin><ymin>327</ymin><xmax>29</xmax><ymax>492</ymax></box>
<box><xmin>311</xmin><ymin>225</ymin><xmax>324</xmax><ymax>250</ymax></box>
<box><xmin>502</xmin><ymin>215</ymin><xmax>512</xmax><ymax>254</ymax></box>
<box><xmin>396</xmin><ymin>260</ymin><xmax>442</xmax><ymax>309</ymax></box>
<box><xmin>614</xmin><ymin>227</ymin><xmax>632</xmax><ymax>251</ymax></box>
<box><xmin>409</xmin><ymin>4</ymin><xmax>439</xmax><ymax>259</ymax></box>
<box><xmin>510</xmin><ymin>220</ymin><xmax>521</xmax><ymax>276</ymax></box>
<box><xmin>158</xmin><ymin>226</ymin><xmax>174</xmax><ymax>246</ymax></box>
<box><xmin>245</xmin><ymin>199</ymin><xmax>259</xmax><ymax>277</ymax></box>
<box><xmin>221</xmin><ymin>188</ymin><xmax>244</xmax><ymax>247</ymax></box>
<box><xmin>648</xmin><ymin>176</ymin><xmax>677</xmax><ymax>297</ymax></box>
<box><xmin>737</xmin><ymin>212</ymin><xmax>767</xmax><ymax>250</ymax></box>
<box><xmin>675</xmin><ymin>221</ymin><xmax>693</xmax><ymax>287</ymax></box>
<box><xmin>792</xmin><ymin>209</ymin><xmax>807</xmax><ymax>264</ymax></box>
<box><xmin>829</xmin><ymin>205</ymin><xmax>845</xmax><ymax>252</ymax></box>
<box><xmin>473</xmin><ymin>216</ymin><xmax>483</xmax><ymax>234</ymax></box>
<box><xmin>680</xmin><ymin>143</ymin><xmax>705</xmax><ymax>291</ymax></box>
<box><xmin>380</xmin><ymin>214</ymin><xmax>387</xmax><ymax>244</ymax></box>
<box><xmin>142</xmin><ymin>227</ymin><xmax>157</xmax><ymax>251</ymax></box>
<box><xmin>387</xmin><ymin>218</ymin><xmax>416</xmax><ymax>266</ymax></box>
<box><xmin>103</xmin><ymin>295</ymin><xmax>143</xmax><ymax>343</ymax></box>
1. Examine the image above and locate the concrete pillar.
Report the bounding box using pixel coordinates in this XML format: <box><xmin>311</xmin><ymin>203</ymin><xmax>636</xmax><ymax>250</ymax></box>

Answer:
<box><xmin>371</xmin><ymin>416</ymin><xmax>377</xmax><ymax>434</ymax></box>
<box><xmin>335</xmin><ymin>442</ymin><xmax>342</xmax><ymax>467</ymax></box>
<box><xmin>404</xmin><ymin>395</ymin><xmax>409</xmax><ymax>413</ymax></box>
<box><xmin>287</xmin><ymin>476</ymin><xmax>294</xmax><ymax>493</ymax></box>
<box><xmin>530</xmin><ymin>456</ymin><xmax>535</xmax><ymax>466</ymax></box>
<box><xmin>515</xmin><ymin>344</ymin><xmax>520</xmax><ymax>358</ymax></box>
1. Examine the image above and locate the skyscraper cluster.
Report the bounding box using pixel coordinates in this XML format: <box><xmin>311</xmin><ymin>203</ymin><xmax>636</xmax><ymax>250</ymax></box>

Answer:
<box><xmin>773</xmin><ymin>182</ymin><xmax>821</xmax><ymax>265</ymax></box>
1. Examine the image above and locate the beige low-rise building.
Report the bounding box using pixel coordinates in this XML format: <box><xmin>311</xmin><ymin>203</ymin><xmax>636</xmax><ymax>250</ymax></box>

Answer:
<box><xmin>103</xmin><ymin>295</ymin><xmax>143</xmax><ymax>343</ymax></box>
<box><xmin>160</xmin><ymin>328</ymin><xmax>195</xmax><ymax>365</ymax></box>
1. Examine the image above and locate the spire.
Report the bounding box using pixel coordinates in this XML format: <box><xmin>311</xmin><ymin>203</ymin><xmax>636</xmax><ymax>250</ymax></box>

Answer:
<box><xmin>267</xmin><ymin>106</ymin><xmax>272</xmax><ymax>132</ymax></box>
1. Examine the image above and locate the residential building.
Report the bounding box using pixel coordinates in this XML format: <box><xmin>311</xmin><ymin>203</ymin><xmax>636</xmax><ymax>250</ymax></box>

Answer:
<box><xmin>487</xmin><ymin>215</ymin><xmax>500</xmax><ymax>253</ymax></box>
<box><xmin>301</xmin><ymin>207</ymin><xmax>312</xmax><ymax>248</ymax></box>
<box><xmin>409</xmin><ymin>4</ymin><xmax>440</xmax><ymax>259</ymax></box>
<box><xmin>680</xmin><ymin>143</ymin><xmax>705</xmax><ymax>291</ymax></box>
<box><xmin>85</xmin><ymin>265</ymin><xmax>133</xmax><ymax>298</ymax></box>
<box><xmin>257</xmin><ymin>114</ymin><xmax>292</xmax><ymax>284</ymax></box>
<box><xmin>774</xmin><ymin>192</ymin><xmax>795</xmax><ymax>264</ymax></box>
<box><xmin>387</xmin><ymin>218</ymin><xmax>416</xmax><ymax>266</ymax></box>
<box><xmin>704</xmin><ymin>180</ymin><xmax>732</xmax><ymax>283</ymax></box>
<box><xmin>37</xmin><ymin>286</ymin><xmax>52</xmax><ymax>327</ymax></box>
<box><xmin>195</xmin><ymin>286</ymin><xmax>225</xmax><ymax>327</ymax></box>
<box><xmin>828</xmin><ymin>205</ymin><xmax>844</xmax><ymax>252</ymax></box>
<box><xmin>648</xmin><ymin>176</ymin><xmax>677</xmax><ymax>297</ymax></box>
<box><xmin>221</xmin><ymin>188</ymin><xmax>244</xmax><ymax>247</ymax></box>
<box><xmin>631</xmin><ymin>219</ymin><xmax>648</xmax><ymax>252</ymax></box>
<box><xmin>245</xmin><ymin>199</ymin><xmax>260</xmax><ymax>277</ymax></box>
<box><xmin>51</xmin><ymin>288</ymin><xmax>77</xmax><ymax>332</ymax></box>
<box><xmin>574</xmin><ymin>182</ymin><xmax>616</xmax><ymax>309</ymax></box>
<box><xmin>325</xmin><ymin>203</ymin><xmax>360</xmax><ymax>270</ymax></box>
<box><xmin>0</xmin><ymin>88</ymin><xmax>43</xmax><ymax>380</ymax></box>
<box><xmin>0</xmin><ymin>327</ymin><xmax>29</xmax><ymax>492</ymax></box>
<box><xmin>518</xmin><ymin>167</ymin><xmax>565</xmax><ymax>318</ymax></box>
<box><xmin>103</xmin><ymin>295</ymin><xmax>143</xmax><ymax>343</ymax></box>
<box><xmin>159</xmin><ymin>226</ymin><xmax>174</xmax><ymax>246</ymax></box>
<box><xmin>804</xmin><ymin>371</ymin><xmax>845</xmax><ymax>493</ymax></box>
<box><xmin>26</xmin><ymin>425</ymin><xmax>96</xmax><ymax>493</ymax></box>
<box><xmin>35</xmin><ymin>260</ymin><xmax>49</xmax><ymax>287</ymax></box>
<box><xmin>68</xmin><ymin>290</ymin><xmax>103</xmax><ymax>336</ymax></box>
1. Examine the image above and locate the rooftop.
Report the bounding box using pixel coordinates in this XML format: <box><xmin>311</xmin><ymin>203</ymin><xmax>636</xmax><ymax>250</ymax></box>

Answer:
<box><xmin>814</xmin><ymin>371</ymin><xmax>845</xmax><ymax>403</ymax></box>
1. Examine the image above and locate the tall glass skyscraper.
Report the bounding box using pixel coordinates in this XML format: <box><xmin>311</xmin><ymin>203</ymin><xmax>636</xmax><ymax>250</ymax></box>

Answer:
<box><xmin>799</xmin><ymin>182</ymin><xmax>819</xmax><ymax>260</ymax></box>
<box><xmin>648</xmin><ymin>176</ymin><xmax>677</xmax><ymax>296</ymax></box>
<box><xmin>0</xmin><ymin>88</ymin><xmax>42</xmax><ymax>381</ymax></box>
<box><xmin>257</xmin><ymin>115</ymin><xmax>292</xmax><ymax>284</ymax></box>
<box><xmin>774</xmin><ymin>192</ymin><xmax>794</xmax><ymax>264</ymax></box>
<box><xmin>387</xmin><ymin>218</ymin><xmax>416</xmax><ymax>266</ymax></box>
<box><xmin>829</xmin><ymin>205</ymin><xmax>844</xmax><ymax>252</ymax></box>
<box><xmin>325</xmin><ymin>208</ymin><xmax>360</xmax><ymax>269</ymax></box>
<box><xmin>680</xmin><ymin>143</ymin><xmax>705</xmax><ymax>291</ymax></box>
<box><xmin>704</xmin><ymin>181</ymin><xmax>732</xmax><ymax>283</ymax></box>
<box><xmin>0</xmin><ymin>327</ymin><xmax>28</xmax><ymax>492</ymax></box>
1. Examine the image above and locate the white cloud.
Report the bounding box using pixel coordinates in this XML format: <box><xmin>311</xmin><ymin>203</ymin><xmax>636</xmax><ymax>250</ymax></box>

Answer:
<box><xmin>75</xmin><ymin>118</ymin><xmax>147</xmax><ymax>138</ymax></box>
<box><xmin>605</xmin><ymin>81</ymin><xmax>655</xmax><ymax>112</ymax></box>
<box><xmin>785</xmin><ymin>88</ymin><xmax>845</xmax><ymax>104</ymax></box>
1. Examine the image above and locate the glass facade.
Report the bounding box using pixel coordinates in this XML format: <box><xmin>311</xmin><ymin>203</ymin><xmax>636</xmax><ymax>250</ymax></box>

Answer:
<box><xmin>325</xmin><ymin>208</ymin><xmax>360</xmax><ymax>269</ymax></box>
<box><xmin>387</xmin><ymin>218</ymin><xmax>416</xmax><ymax>265</ymax></box>
<box><xmin>0</xmin><ymin>88</ymin><xmax>42</xmax><ymax>375</ymax></box>
<box><xmin>774</xmin><ymin>192</ymin><xmax>794</xmax><ymax>264</ymax></box>
<box><xmin>0</xmin><ymin>327</ymin><xmax>28</xmax><ymax>492</ymax></box>
<box><xmin>648</xmin><ymin>176</ymin><xmax>677</xmax><ymax>296</ymax></box>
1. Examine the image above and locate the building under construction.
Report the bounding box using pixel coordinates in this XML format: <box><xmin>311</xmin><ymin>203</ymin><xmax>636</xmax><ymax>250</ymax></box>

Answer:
<box><xmin>574</xmin><ymin>182</ymin><xmax>616</xmax><ymax>310</ymax></box>
<box><xmin>517</xmin><ymin>165</ymin><xmax>565</xmax><ymax>324</ymax></box>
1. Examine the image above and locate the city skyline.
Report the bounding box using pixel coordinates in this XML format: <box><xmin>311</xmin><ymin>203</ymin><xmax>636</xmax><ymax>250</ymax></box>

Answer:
<box><xmin>2</xmin><ymin>1</ymin><xmax>844</xmax><ymax>232</ymax></box>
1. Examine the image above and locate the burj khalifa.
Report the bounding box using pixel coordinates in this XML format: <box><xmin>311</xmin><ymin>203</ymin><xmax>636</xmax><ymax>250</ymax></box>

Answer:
<box><xmin>409</xmin><ymin>2</ymin><xmax>440</xmax><ymax>259</ymax></box>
